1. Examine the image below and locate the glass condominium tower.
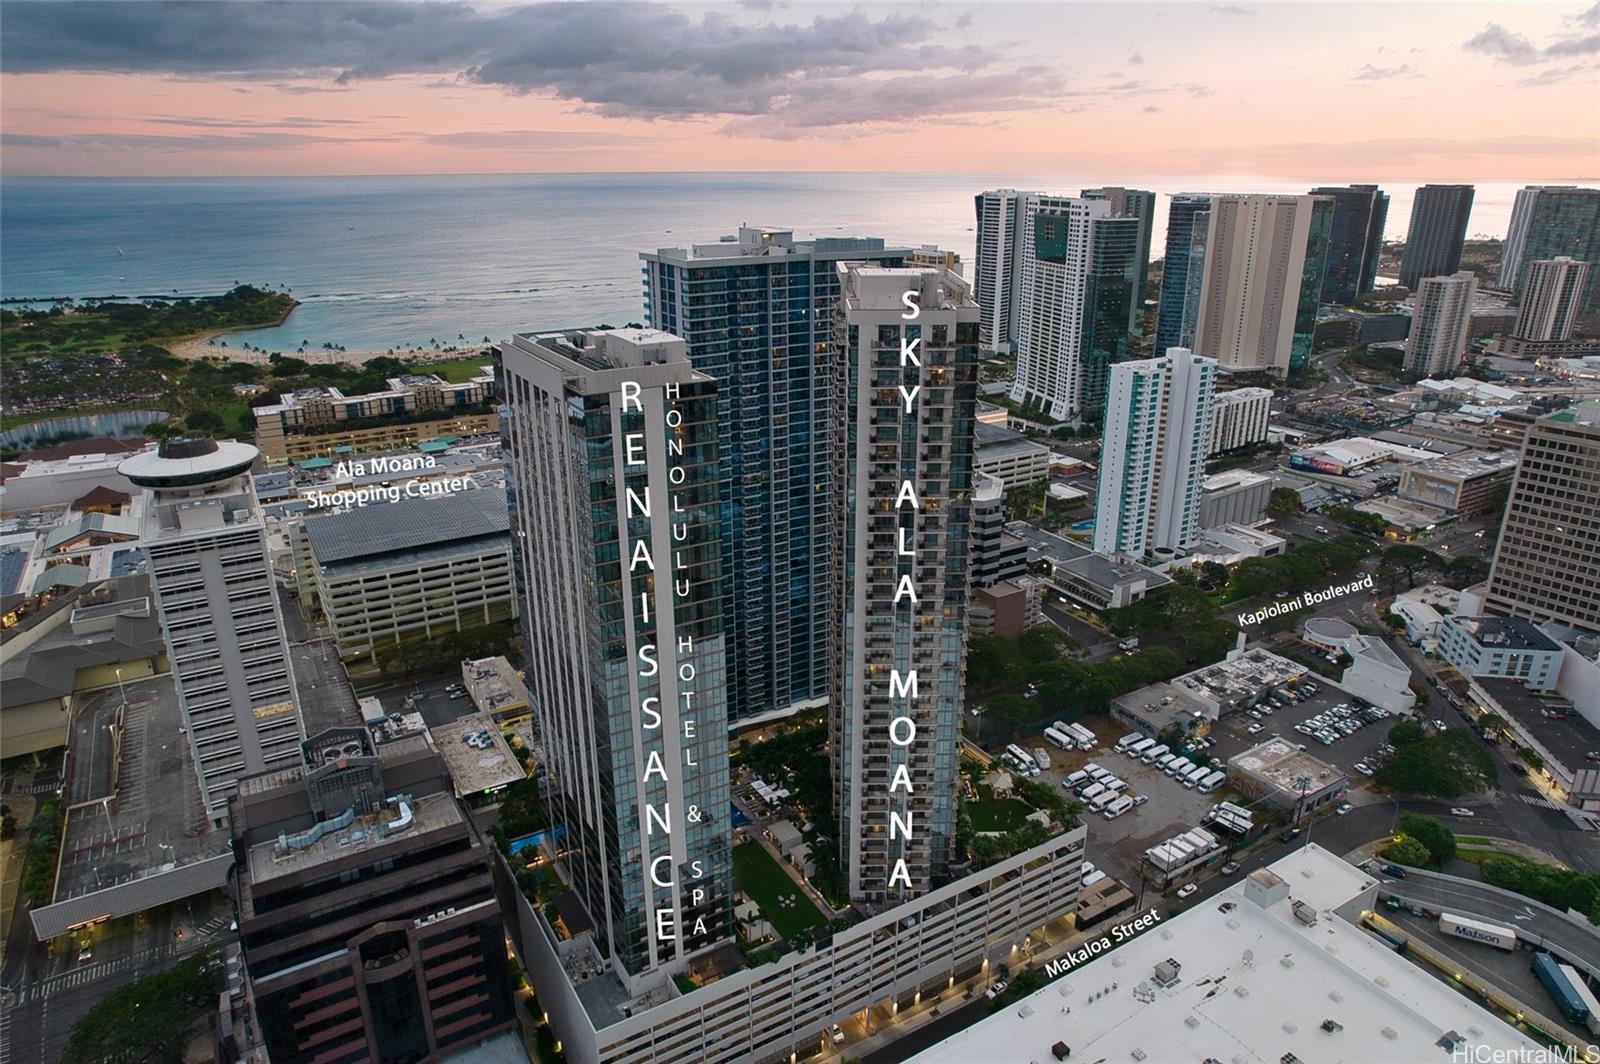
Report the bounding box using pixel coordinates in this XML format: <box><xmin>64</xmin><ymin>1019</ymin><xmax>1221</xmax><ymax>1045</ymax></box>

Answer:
<box><xmin>641</xmin><ymin>227</ymin><xmax>913</xmax><ymax>726</ymax></box>
<box><xmin>1154</xmin><ymin>194</ymin><xmax>1213</xmax><ymax>356</ymax></box>
<box><xmin>829</xmin><ymin>264</ymin><xmax>980</xmax><ymax>909</ymax></box>
<box><xmin>499</xmin><ymin>327</ymin><xmax>733</xmax><ymax>979</ymax></box>
<box><xmin>1011</xmin><ymin>196</ymin><xmax>1141</xmax><ymax>421</ymax></box>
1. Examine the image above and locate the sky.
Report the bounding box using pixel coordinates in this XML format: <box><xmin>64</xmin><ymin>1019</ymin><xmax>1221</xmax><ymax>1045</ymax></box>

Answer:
<box><xmin>1</xmin><ymin>0</ymin><xmax>1597</xmax><ymax>179</ymax></box>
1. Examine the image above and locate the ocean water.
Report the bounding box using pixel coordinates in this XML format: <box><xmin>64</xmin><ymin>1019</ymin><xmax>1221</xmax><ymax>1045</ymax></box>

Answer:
<box><xmin>1</xmin><ymin>173</ymin><xmax>1530</xmax><ymax>353</ymax></box>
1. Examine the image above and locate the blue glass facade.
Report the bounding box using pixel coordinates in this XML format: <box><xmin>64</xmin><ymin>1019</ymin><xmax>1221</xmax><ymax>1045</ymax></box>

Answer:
<box><xmin>642</xmin><ymin>231</ymin><xmax>911</xmax><ymax>725</ymax></box>
<box><xmin>1155</xmin><ymin>194</ymin><xmax>1212</xmax><ymax>356</ymax></box>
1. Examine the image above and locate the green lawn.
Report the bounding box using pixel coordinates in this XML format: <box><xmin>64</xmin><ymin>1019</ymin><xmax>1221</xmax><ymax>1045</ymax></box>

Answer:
<box><xmin>414</xmin><ymin>356</ymin><xmax>494</xmax><ymax>382</ymax></box>
<box><xmin>733</xmin><ymin>842</ymin><xmax>825</xmax><ymax>940</ymax></box>
<box><xmin>967</xmin><ymin>798</ymin><xmax>1032</xmax><ymax>832</ymax></box>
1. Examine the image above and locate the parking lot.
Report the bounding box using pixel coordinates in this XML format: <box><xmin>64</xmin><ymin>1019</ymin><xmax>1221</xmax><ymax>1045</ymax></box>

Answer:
<box><xmin>1204</xmin><ymin>681</ymin><xmax>1399</xmax><ymax>797</ymax></box>
<box><xmin>993</xmin><ymin>715</ymin><xmax>1241</xmax><ymax>887</ymax></box>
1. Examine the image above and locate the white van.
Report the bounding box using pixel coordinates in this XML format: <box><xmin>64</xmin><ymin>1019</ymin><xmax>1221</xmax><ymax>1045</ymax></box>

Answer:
<box><xmin>1182</xmin><ymin>763</ymin><xmax>1210</xmax><ymax>789</ymax></box>
<box><xmin>1115</xmin><ymin>732</ymin><xmax>1143</xmax><ymax>753</ymax></box>
<box><xmin>1079</xmin><ymin>783</ymin><xmax>1107</xmax><ymax>803</ymax></box>
<box><xmin>1065</xmin><ymin>769</ymin><xmax>1090</xmax><ymax>788</ymax></box>
<box><xmin>1156</xmin><ymin>752</ymin><xmax>1179</xmax><ymax>772</ymax></box>
<box><xmin>1164</xmin><ymin>757</ymin><xmax>1190</xmax><ymax>777</ymax></box>
<box><xmin>1087</xmin><ymin>791</ymin><xmax>1114</xmax><ymax>813</ymax></box>
<box><xmin>1104</xmin><ymin>795</ymin><xmax>1135</xmax><ymax>819</ymax></box>
<box><xmin>1141</xmin><ymin>743</ymin><xmax>1169</xmax><ymax>765</ymax></box>
<box><xmin>1127</xmin><ymin>737</ymin><xmax>1156</xmax><ymax>759</ymax></box>
<box><xmin>1101</xmin><ymin>777</ymin><xmax>1128</xmax><ymax>795</ymax></box>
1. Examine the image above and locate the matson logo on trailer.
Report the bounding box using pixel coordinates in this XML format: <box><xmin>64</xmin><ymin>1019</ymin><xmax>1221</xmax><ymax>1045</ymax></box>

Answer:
<box><xmin>1438</xmin><ymin>912</ymin><xmax>1517</xmax><ymax>951</ymax></box>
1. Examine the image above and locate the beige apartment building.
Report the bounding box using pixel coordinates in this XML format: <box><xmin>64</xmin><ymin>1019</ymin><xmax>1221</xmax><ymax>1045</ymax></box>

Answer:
<box><xmin>253</xmin><ymin>368</ymin><xmax>496</xmax><ymax>463</ymax></box>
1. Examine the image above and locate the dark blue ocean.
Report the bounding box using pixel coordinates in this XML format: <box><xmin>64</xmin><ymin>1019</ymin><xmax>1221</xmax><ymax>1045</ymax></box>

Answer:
<box><xmin>0</xmin><ymin>174</ymin><xmax>1523</xmax><ymax>353</ymax></box>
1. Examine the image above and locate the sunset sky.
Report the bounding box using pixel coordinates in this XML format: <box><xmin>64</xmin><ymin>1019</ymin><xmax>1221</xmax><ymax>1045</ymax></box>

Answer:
<box><xmin>1</xmin><ymin>0</ymin><xmax>1597</xmax><ymax>179</ymax></box>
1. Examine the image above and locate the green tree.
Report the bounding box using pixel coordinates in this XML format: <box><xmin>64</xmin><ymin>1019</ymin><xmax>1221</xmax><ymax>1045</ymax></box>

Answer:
<box><xmin>1200</xmin><ymin>561</ymin><xmax>1229</xmax><ymax>588</ymax></box>
<box><xmin>1381</xmin><ymin>836</ymin><xmax>1432</xmax><ymax>868</ymax></box>
<box><xmin>1266</xmin><ymin>487</ymin><xmax>1301</xmax><ymax>520</ymax></box>
<box><xmin>1379</xmin><ymin>544</ymin><xmax>1444</xmax><ymax>589</ymax></box>
<box><xmin>1397</xmin><ymin>813</ymin><xmax>1457</xmax><ymax>867</ymax></box>
<box><xmin>64</xmin><ymin>949</ymin><xmax>222</xmax><ymax>1064</ymax></box>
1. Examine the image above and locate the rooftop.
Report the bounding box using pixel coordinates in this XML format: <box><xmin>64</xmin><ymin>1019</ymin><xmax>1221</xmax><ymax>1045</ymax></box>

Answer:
<box><xmin>1229</xmin><ymin>736</ymin><xmax>1346</xmax><ymax>796</ymax></box>
<box><xmin>1403</xmin><ymin>449</ymin><xmax>1521</xmax><ymax>481</ymax></box>
<box><xmin>1447</xmin><ymin>615</ymin><xmax>1563</xmax><ymax>653</ymax></box>
<box><xmin>1006</xmin><ymin>523</ymin><xmax>1172</xmax><ymax>594</ymax></box>
<box><xmin>47</xmin><ymin>674</ymin><xmax>231</xmax><ymax>918</ymax></box>
<box><xmin>1475</xmin><ymin>679</ymin><xmax>1598</xmax><ymax>774</ymax></box>
<box><xmin>302</xmin><ymin>485</ymin><xmax>509</xmax><ymax>570</ymax></box>
<box><xmin>461</xmin><ymin>656</ymin><xmax>529</xmax><ymax>719</ymax></box>
<box><xmin>246</xmin><ymin>790</ymin><xmax>463</xmax><ymax>885</ymax></box>
<box><xmin>1203</xmin><ymin>468</ymin><xmax>1272</xmax><ymax>493</ymax></box>
<box><xmin>118</xmin><ymin>437</ymin><xmax>258</xmax><ymax>489</ymax></box>
<box><xmin>1174</xmin><ymin>648</ymin><xmax>1306</xmax><ymax>710</ymax></box>
<box><xmin>645</xmin><ymin>225</ymin><xmax>904</xmax><ymax>265</ymax></box>
<box><xmin>429</xmin><ymin>711</ymin><xmax>526</xmax><ymax>797</ymax></box>
<box><xmin>290</xmin><ymin>638</ymin><xmax>366</xmax><ymax>736</ymax></box>
<box><xmin>911</xmin><ymin>845</ymin><xmax>1541</xmax><ymax>1064</ymax></box>
<box><xmin>1112</xmin><ymin>682</ymin><xmax>1218</xmax><ymax>732</ymax></box>
<box><xmin>1352</xmin><ymin>496</ymin><xmax>1453</xmax><ymax>532</ymax></box>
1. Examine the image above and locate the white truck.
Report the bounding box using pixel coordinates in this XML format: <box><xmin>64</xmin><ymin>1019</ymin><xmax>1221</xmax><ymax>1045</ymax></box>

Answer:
<box><xmin>1438</xmin><ymin>913</ymin><xmax>1517</xmax><ymax>951</ymax></box>
<box><xmin>1032</xmin><ymin>746</ymin><xmax>1052</xmax><ymax>771</ymax></box>
<box><xmin>1068</xmin><ymin>723</ymin><xmax>1097</xmax><ymax>750</ymax></box>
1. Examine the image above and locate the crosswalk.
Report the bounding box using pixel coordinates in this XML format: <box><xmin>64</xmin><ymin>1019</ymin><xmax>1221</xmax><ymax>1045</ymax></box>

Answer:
<box><xmin>194</xmin><ymin>915</ymin><xmax>230</xmax><ymax>939</ymax></box>
<box><xmin>9</xmin><ymin>944</ymin><xmax>175</xmax><ymax>1005</ymax></box>
<box><xmin>1515</xmin><ymin>792</ymin><xmax>1563</xmax><ymax>811</ymax></box>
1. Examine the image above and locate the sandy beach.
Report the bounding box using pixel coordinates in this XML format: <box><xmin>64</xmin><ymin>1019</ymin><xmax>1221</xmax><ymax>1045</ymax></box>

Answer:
<box><xmin>166</xmin><ymin>333</ymin><xmax>475</xmax><ymax>366</ymax></box>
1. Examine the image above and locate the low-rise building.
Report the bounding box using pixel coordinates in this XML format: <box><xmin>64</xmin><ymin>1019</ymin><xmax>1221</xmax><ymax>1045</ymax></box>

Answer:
<box><xmin>1227</xmin><ymin>737</ymin><xmax>1347</xmax><ymax>818</ymax></box>
<box><xmin>1110</xmin><ymin>682</ymin><xmax>1217</xmax><ymax>738</ymax></box>
<box><xmin>1396</xmin><ymin>449</ymin><xmax>1519</xmax><ymax>516</ymax></box>
<box><xmin>1006</xmin><ymin>522</ymin><xmax>1172</xmax><ymax>609</ymax></box>
<box><xmin>293</xmin><ymin>487</ymin><xmax>515</xmax><ymax>666</ymax></box>
<box><xmin>1195</xmin><ymin>523</ymin><xmax>1286</xmax><ymax>561</ymax></box>
<box><xmin>974</xmin><ymin>422</ymin><xmax>1051</xmax><ymax>486</ymax></box>
<box><xmin>1469</xmin><ymin>678</ymin><xmax>1599</xmax><ymax>808</ymax></box>
<box><xmin>1438</xmin><ymin>614</ymin><xmax>1563</xmax><ymax>691</ymax></box>
<box><xmin>1199</xmin><ymin>469</ymin><xmax>1272</xmax><ymax>529</ymax></box>
<box><xmin>253</xmin><ymin>369</ymin><xmax>496</xmax><ymax>464</ymax></box>
<box><xmin>1302</xmin><ymin>617</ymin><xmax>1417</xmax><ymax>713</ymax></box>
<box><xmin>1171</xmin><ymin>647</ymin><xmax>1309</xmax><ymax>718</ymax></box>
<box><xmin>970</xmin><ymin>578</ymin><xmax>1043</xmax><ymax>639</ymax></box>
<box><xmin>461</xmin><ymin>655</ymin><xmax>530</xmax><ymax>726</ymax></box>
<box><xmin>910</xmin><ymin>845</ymin><xmax>1547</xmax><ymax>1064</ymax></box>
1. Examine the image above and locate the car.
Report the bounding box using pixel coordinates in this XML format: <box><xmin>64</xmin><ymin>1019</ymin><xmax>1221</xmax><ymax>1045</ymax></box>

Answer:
<box><xmin>77</xmin><ymin>942</ymin><xmax>93</xmax><ymax>963</ymax></box>
<box><xmin>1449</xmin><ymin>807</ymin><xmax>1475</xmax><ymax>817</ymax></box>
<box><xmin>1220</xmin><ymin>861</ymin><xmax>1241</xmax><ymax>875</ymax></box>
<box><xmin>1509</xmin><ymin>763</ymin><xmax>1529</xmax><ymax>776</ymax></box>
<box><xmin>1176</xmin><ymin>884</ymin><xmax>1199</xmax><ymax>899</ymax></box>
<box><xmin>1279</xmin><ymin>827</ymin><xmax>1301</xmax><ymax>843</ymax></box>
<box><xmin>984</xmin><ymin>980</ymin><xmax>1008</xmax><ymax>1000</ymax></box>
<box><xmin>829</xmin><ymin>1024</ymin><xmax>845</xmax><ymax>1045</ymax></box>
<box><xmin>1335</xmin><ymin>803</ymin><xmax>1352</xmax><ymax>816</ymax></box>
<box><xmin>1082</xmin><ymin>861</ymin><xmax>1097</xmax><ymax>875</ymax></box>
<box><xmin>1378</xmin><ymin>863</ymin><xmax>1408</xmax><ymax>878</ymax></box>
<box><xmin>1433</xmin><ymin>719</ymin><xmax>1446</xmax><ymax>730</ymax></box>
<box><xmin>449</xmin><ymin>691</ymin><xmax>468</xmax><ymax>700</ymax></box>
<box><xmin>1246</xmin><ymin>723</ymin><xmax>1263</xmax><ymax>734</ymax></box>
<box><xmin>1131</xmin><ymin>793</ymin><xmax>1149</xmax><ymax>805</ymax></box>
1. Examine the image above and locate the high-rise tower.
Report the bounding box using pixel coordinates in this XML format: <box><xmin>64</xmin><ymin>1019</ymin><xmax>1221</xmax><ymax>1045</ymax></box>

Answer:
<box><xmin>1191</xmin><ymin>194</ymin><xmax>1332</xmax><ymax>376</ymax></box>
<box><xmin>1403</xmin><ymin>271</ymin><xmax>1477</xmax><ymax>377</ymax></box>
<box><xmin>829</xmin><ymin>264</ymin><xmax>979</xmax><ymax>907</ymax></box>
<box><xmin>973</xmin><ymin>189</ymin><xmax>1037</xmax><ymax>351</ymax></box>
<box><xmin>499</xmin><ymin>327</ymin><xmax>733</xmax><ymax>979</ymax></box>
<box><xmin>1503</xmin><ymin>186</ymin><xmax>1600</xmax><ymax>310</ymax></box>
<box><xmin>1513</xmin><ymin>257</ymin><xmax>1591</xmax><ymax>342</ymax></box>
<box><xmin>1400</xmin><ymin>184</ymin><xmax>1475</xmax><ymax>291</ymax></box>
<box><xmin>1082</xmin><ymin>186</ymin><xmax>1157</xmax><ymax>333</ymax></box>
<box><xmin>1484</xmin><ymin>401</ymin><xmax>1600</xmax><ymax>634</ymax></box>
<box><xmin>1010</xmin><ymin>196</ymin><xmax>1141</xmax><ymax>420</ymax></box>
<box><xmin>1154</xmin><ymin>194</ymin><xmax>1213</xmax><ymax>356</ymax></box>
<box><xmin>1093</xmin><ymin>347</ymin><xmax>1218</xmax><ymax>559</ymax></box>
<box><xmin>120</xmin><ymin>438</ymin><xmax>305</xmax><ymax>825</ymax></box>
<box><xmin>1309</xmin><ymin>184</ymin><xmax>1390</xmax><ymax>303</ymax></box>
<box><xmin>641</xmin><ymin>227</ymin><xmax>912</xmax><ymax>726</ymax></box>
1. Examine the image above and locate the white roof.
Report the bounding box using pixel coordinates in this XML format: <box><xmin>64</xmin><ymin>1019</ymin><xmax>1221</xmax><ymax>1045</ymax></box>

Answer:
<box><xmin>911</xmin><ymin>845</ymin><xmax>1542</xmax><ymax>1064</ymax></box>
